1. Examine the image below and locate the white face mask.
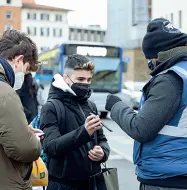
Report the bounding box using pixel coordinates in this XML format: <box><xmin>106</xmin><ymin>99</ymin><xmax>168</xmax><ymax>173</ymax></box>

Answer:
<box><xmin>13</xmin><ymin>64</ymin><xmax>24</xmax><ymax>90</ymax></box>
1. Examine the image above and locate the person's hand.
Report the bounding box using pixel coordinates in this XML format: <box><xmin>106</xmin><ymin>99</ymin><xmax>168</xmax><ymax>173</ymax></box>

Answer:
<box><xmin>85</xmin><ymin>115</ymin><xmax>102</xmax><ymax>136</ymax></box>
<box><xmin>28</xmin><ymin>125</ymin><xmax>44</xmax><ymax>140</ymax></box>
<box><xmin>105</xmin><ymin>95</ymin><xmax>122</xmax><ymax>111</ymax></box>
<box><xmin>29</xmin><ymin>125</ymin><xmax>42</xmax><ymax>133</ymax></box>
<box><xmin>88</xmin><ymin>146</ymin><xmax>104</xmax><ymax>162</ymax></box>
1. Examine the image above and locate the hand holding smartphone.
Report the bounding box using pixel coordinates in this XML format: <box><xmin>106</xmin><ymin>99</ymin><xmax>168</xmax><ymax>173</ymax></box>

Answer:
<box><xmin>89</xmin><ymin>113</ymin><xmax>113</xmax><ymax>132</ymax></box>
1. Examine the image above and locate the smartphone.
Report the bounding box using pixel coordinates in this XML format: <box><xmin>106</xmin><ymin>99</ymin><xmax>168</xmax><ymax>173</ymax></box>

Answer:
<box><xmin>89</xmin><ymin>113</ymin><xmax>113</xmax><ymax>132</ymax></box>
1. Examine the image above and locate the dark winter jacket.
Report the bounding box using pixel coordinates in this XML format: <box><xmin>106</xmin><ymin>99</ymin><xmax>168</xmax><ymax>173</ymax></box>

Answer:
<box><xmin>111</xmin><ymin>46</ymin><xmax>187</xmax><ymax>188</ymax></box>
<box><xmin>40</xmin><ymin>75</ymin><xmax>110</xmax><ymax>188</ymax></box>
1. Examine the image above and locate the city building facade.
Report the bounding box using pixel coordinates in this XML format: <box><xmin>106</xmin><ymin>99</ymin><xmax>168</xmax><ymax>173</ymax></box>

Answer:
<box><xmin>69</xmin><ymin>25</ymin><xmax>105</xmax><ymax>43</ymax></box>
<box><xmin>21</xmin><ymin>0</ymin><xmax>70</xmax><ymax>52</ymax></box>
<box><xmin>105</xmin><ymin>0</ymin><xmax>152</xmax><ymax>82</ymax></box>
<box><xmin>0</xmin><ymin>0</ymin><xmax>22</xmax><ymax>34</ymax></box>
<box><xmin>152</xmin><ymin>0</ymin><xmax>185</xmax><ymax>32</ymax></box>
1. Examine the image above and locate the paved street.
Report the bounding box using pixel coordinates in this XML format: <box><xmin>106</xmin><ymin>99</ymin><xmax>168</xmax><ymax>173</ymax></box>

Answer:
<box><xmin>103</xmin><ymin>116</ymin><xmax>134</xmax><ymax>162</ymax></box>
<box><xmin>103</xmin><ymin>116</ymin><xmax>139</xmax><ymax>190</ymax></box>
<box><xmin>107</xmin><ymin>151</ymin><xmax>139</xmax><ymax>190</ymax></box>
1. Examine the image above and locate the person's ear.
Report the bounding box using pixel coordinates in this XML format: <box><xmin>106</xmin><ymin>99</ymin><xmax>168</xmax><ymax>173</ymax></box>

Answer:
<box><xmin>14</xmin><ymin>55</ymin><xmax>24</xmax><ymax>67</ymax></box>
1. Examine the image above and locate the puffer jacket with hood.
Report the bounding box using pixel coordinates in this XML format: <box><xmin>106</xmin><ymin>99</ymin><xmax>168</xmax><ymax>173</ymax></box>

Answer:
<box><xmin>40</xmin><ymin>74</ymin><xmax>110</xmax><ymax>187</ymax></box>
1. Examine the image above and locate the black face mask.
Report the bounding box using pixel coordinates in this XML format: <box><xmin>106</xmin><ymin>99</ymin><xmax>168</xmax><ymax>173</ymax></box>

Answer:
<box><xmin>148</xmin><ymin>60</ymin><xmax>158</xmax><ymax>71</ymax></box>
<box><xmin>71</xmin><ymin>83</ymin><xmax>92</xmax><ymax>100</ymax></box>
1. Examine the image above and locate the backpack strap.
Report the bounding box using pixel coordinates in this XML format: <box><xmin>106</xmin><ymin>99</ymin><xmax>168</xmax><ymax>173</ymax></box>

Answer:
<box><xmin>47</xmin><ymin>99</ymin><xmax>65</xmax><ymax>134</ymax></box>
<box><xmin>87</xmin><ymin>100</ymin><xmax>98</xmax><ymax>115</ymax></box>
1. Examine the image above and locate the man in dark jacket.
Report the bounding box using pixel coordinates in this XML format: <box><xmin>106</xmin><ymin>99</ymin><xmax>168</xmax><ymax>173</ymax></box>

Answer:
<box><xmin>40</xmin><ymin>54</ymin><xmax>110</xmax><ymax>190</ymax></box>
<box><xmin>105</xmin><ymin>18</ymin><xmax>187</xmax><ymax>189</ymax></box>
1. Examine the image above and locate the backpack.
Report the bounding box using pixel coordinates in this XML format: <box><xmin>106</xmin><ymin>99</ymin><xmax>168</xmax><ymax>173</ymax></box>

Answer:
<box><xmin>31</xmin><ymin>98</ymin><xmax>65</xmax><ymax>165</ymax></box>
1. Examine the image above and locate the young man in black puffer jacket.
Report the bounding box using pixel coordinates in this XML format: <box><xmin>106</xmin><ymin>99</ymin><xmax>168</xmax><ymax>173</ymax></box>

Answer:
<box><xmin>40</xmin><ymin>54</ymin><xmax>110</xmax><ymax>190</ymax></box>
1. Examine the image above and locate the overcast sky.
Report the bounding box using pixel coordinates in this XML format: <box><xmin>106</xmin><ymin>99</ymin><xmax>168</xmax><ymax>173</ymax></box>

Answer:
<box><xmin>35</xmin><ymin>0</ymin><xmax>107</xmax><ymax>29</ymax></box>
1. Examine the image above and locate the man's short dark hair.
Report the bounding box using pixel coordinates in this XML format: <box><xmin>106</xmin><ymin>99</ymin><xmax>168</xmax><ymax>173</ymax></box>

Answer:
<box><xmin>64</xmin><ymin>54</ymin><xmax>94</xmax><ymax>74</ymax></box>
<box><xmin>0</xmin><ymin>29</ymin><xmax>38</xmax><ymax>71</ymax></box>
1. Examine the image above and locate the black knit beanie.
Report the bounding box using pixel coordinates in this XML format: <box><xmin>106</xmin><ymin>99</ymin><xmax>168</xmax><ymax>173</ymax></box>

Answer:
<box><xmin>142</xmin><ymin>18</ymin><xmax>187</xmax><ymax>59</ymax></box>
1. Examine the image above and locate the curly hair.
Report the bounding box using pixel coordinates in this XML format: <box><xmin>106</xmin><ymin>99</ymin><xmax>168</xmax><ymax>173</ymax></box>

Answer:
<box><xmin>0</xmin><ymin>29</ymin><xmax>38</xmax><ymax>71</ymax></box>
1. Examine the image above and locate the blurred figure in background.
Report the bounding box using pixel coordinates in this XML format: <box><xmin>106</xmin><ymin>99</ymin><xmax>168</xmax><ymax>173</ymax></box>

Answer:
<box><xmin>36</xmin><ymin>79</ymin><xmax>45</xmax><ymax>112</ymax></box>
<box><xmin>17</xmin><ymin>72</ymin><xmax>39</xmax><ymax>124</ymax></box>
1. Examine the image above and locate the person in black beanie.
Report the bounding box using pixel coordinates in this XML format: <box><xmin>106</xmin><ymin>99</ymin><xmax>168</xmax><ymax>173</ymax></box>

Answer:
<box><xmin>105</xmin><ymin>18</ymin><xmax>187</xmax><ymax>190</ymax></box>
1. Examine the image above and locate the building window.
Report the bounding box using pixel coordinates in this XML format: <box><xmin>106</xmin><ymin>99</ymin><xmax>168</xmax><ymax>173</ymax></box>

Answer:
<box><xmin>179</xmin><ymin>10</ymin><xmax>182</xmax><ymax>28</ymax></box>
<box><xmin>27</xmin><ymin>27</ymin><xmax>37</xmax><ymax>36</ymax></box>
<box><xmin>7</xmin><ymin>0</ymin><xmax>11</xmax><ymax>4</ymax></box>
<box><xmin>53</xmin><ymin>28</ymin><xmax>62</xmax><ymax>37</ymax></box>
<box><xmin>87</xmin><ymin>31</ymin><xmax>91</xmax><ymax>41</ymax></box>
<box><xmin>101</xmin><ymin>32</ymin><xmax>105</xmax><ymax>42</ymax></box>
<box><xmin>27</xmin><ymin>13</ymin><xmax>36</xmax><ymax>20</ymax></box>
<box><xmin>97</xmin><ymin>31</ymin><xmax>101</xmax><ymax>42</ymax></box>
<box><xmin>171</xmin><ymin>13</ymin><xmax>174</xmax><ymax>24</ymax></box>
<box><xmin>41</xmin><ymin>28</ymin><xmax>50</xmax><ymax>37</ymax></box>
<box><xmin>41</xmin><ymin>14</ymin><xmax>50</xmax><ymax>21</ymax></box>
<box><xmin>5</xmin><ymin>25</ymin><xmax>13</xmax><ymax>31</ymax></box>
<box><xmin>53</xmin><ymin>29</ymin><xmax>56</xmax><ymax>37</ymax></box>
<box><xmin>55</xmin><ymin>14</ymin><xmax>62</xmax><ymax>22</ymax></box>
<box><xmin>6</xmin><ymin>11</ymin><xmax>12</xmax><ymax>20</ymax></box>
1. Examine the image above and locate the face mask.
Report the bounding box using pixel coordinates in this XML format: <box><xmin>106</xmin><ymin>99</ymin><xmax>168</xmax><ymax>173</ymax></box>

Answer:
<box><xmin>71</xmin><ymin>83</ymin><xmax>92</xmax><ymax>100</ymax></box>
<box><xmin>67</xmin><ymin>76</ymin><xmax>92</xmax><ymax>100</ymax></box>
<box><xmin>148</xmin><ymin>60</ymin><xmax>157</xmax><ymax>71</ymax></box>
<box><xmin>13</xmin><ymin>64</ymin><xmax>24</xmax><ymax>90</ymax></box>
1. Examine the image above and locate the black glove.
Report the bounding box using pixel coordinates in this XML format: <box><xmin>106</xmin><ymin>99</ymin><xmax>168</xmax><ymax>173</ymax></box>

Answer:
<box><xmin>105</xmin><ymin>95</ymin><xmax>122</xmax><ymax>111</ymax></box>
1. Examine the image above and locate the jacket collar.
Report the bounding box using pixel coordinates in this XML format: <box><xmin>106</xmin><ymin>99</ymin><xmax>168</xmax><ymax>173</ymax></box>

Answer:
<box><xmin>151</xmin><ymin>46</ymin><xmax>187</xmax><ymax>76</ymax></box>
<box><xmin>52</xmin><ymin>74</ymin><xmax>76</xmax><ymax>96</ymax></box>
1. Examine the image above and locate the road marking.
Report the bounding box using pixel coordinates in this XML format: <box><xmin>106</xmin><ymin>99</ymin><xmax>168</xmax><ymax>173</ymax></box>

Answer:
<box><xmin>107</xmin><ymin>136</ymin><xmax>133</xmax><ymax>145</ymax></box>
<box><xmin>110</xmin><ymin>147</ymin><xmax>133</xmax><ymax>163</ymax></box>
<box><xmin>108</xmin><ymin>154</ymin><xmax>124</xmax><ymax>160</ymax></box>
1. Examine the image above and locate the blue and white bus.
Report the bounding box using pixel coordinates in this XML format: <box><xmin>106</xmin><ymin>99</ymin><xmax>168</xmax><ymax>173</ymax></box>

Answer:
<box><xmin>36</xmin><ymin>42</ymin><xmax>133</xmax><ymax>117</ymax></box>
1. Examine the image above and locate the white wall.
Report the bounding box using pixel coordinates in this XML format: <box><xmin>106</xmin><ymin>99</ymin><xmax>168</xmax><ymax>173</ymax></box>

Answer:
<box><xmin>152</xmin><ymin>0</ymin><xmax>187</xmax><ymax>32</ymax></box>
<box><xmin>21</xmin><ymin>8</ymin><xmax>69</xmax><ymax>52</ymax></box>
<box><xmin>0</xmin><ymin>0</ymin><xmax>22</xmax><ymax>7</ymax></box>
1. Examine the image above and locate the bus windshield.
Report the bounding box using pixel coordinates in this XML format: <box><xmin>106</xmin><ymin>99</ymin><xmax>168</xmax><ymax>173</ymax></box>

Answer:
<box><xmin>89</xmin><ymin>57</ymin><xmax>120</xmax><ymax>93</ymax></box>
<box><xmin>37</xmin><ymin>44</ymin><xmax>122</xmax><ymax>94</ymax></box>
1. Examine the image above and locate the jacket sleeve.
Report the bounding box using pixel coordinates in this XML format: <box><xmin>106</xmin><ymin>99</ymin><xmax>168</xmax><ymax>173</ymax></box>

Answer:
<box><xmin>40</xmin><ymin>102</ymin><xmax>92</xmax><ymax>157</ymax></box>
<box><xmin>110</xmin><ymin>73</ymin><xmax>183</xmax><ymax>143</ymax></box>
<box><xmin>97</xmin><ymin>128</ymin><xmax>110</xmax><ymax>162</ymax></box>
<box><xmin>0</xmin><ymin>92</ymin><xmax>41</xmax><ymax>163</ymax></box>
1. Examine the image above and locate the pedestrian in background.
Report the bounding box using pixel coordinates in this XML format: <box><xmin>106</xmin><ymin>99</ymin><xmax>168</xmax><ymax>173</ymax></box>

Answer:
<box><xmin>17</xmin><ymin>72</ymin><xmax>39</xmax><ymax>124</ymax></box>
